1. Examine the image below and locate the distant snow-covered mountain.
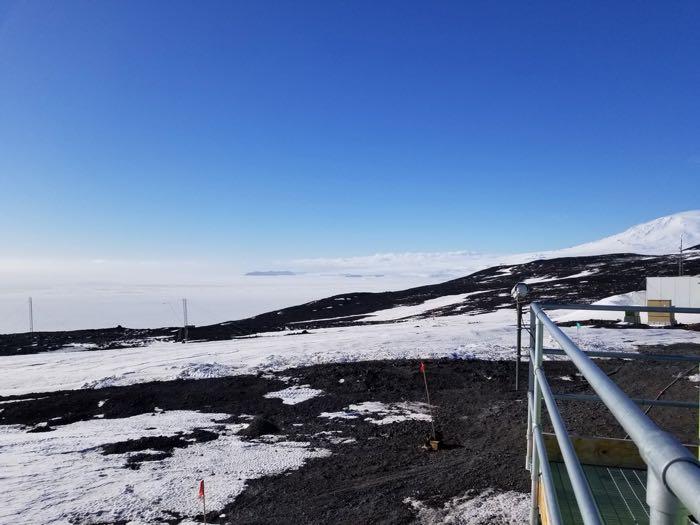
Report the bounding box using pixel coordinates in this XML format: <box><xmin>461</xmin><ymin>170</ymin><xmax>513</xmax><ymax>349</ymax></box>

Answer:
<box><xmin>288</xmin><ymin>210</ymin><xmax>700</xmax><ymax>279</ymax></box>
<box><xmin>559</xmin><ymin>210</ymin><xmax>700</xmax><ymax>256</ymax></box>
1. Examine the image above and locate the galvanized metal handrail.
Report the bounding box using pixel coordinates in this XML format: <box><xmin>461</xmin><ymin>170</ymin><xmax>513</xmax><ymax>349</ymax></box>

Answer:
<box><xmin>539</xmin><ymin>303</ymin><xmax>700</xmax><ymax>314</ymax></box>
<box><xmin>526</xmin><ymin>301</ymin><xmax>700</xmax><ymax>525</ymax></box>
<box><xmin>530</xmin><ymin>390</ymin><xmax>563</xmax><ymax>525</ymax></box>
<box><xmin>553</xmin><ymin>393</ymin><xmax>698</xmax><ymax>410</ymax></box>
<box><xmin>527</xmin><ymin>315</ymin><xmax>601</xmax><ymax>525</ymax></box>
<box><xmin>533</xmin><ymin>429</ymin><xmax>562</xmax><ymax>525</ymax></box>
<box><xmin>543</xmin><ymin>347</ymin><xmax>700</xmax><ymax>363</ymax></box>
<box><xmin>533</xmin><ymin>354</ymin><xmax>603</xmax><ymax>524</ymax></box>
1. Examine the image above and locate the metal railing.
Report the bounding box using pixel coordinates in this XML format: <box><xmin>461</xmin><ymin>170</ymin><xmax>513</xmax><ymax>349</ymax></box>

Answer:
<box><xmin>525</xmin><ymin>302</ymin><xmax>700</xmax><ymax>525</ymax></box>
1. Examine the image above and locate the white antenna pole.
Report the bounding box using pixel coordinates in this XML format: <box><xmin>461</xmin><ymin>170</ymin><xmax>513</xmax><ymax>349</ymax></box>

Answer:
<box><xmin>182</xmin><ymin>298</ymin><xmax>188</xmax><ymax>343</ymax></box>
<box><xmin>28</xmin><ymin>297</ymin><xmax>34</xmax><ymax>333</ymax></box>
<box><xmin>679</xmin><ymin>235</ymin><xmax>684</xmax><ymax>277</ymax></box>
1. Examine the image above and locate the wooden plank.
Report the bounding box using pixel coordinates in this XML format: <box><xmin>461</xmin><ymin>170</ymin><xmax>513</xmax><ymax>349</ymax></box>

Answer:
<box><xmin>538</xmin><ymin>479</ymin><xmax>550</xmax><ymax>525</ymax></box>
<box><xmin>647</xmin><ymin>299</ymin><xmax>674</xmax><ymax>325</ymax></box>
<box><xmin>543</xmin><ymin>433</ymin><xmax>698</xmax><ymax>469</ymax></box>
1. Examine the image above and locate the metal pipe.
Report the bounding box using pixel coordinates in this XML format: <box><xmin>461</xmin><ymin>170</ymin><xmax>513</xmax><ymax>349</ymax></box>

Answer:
<box><xmin>534</xmin><ymin>366</ymin><xmax>603</xmax><ymax>525</ymax></box>
<box><xmin>543</xmin><ymin>348</ymin><xmax>700</xmax><ymax>363</ymax></box>
<box><xmin>553</xmin><ymin>393</ymin><xmax>698</xmax><ymax>410</ymax></box>
<box><xmin>525</xmin><ymin>308</ymin><xmax>536</xmax><ymax>470</ymax></box>
<box><xmin>539</xmin><ymin>303</ymin><xmax>700</xmax><ymax>314</ymax></box>
<box><xmin>531</xmin><ymin>302</ymin><xmax>700</xmax><ymax>520</ymax></box>
<box><xmin>515</xmin><ymin>300</ymin><xmax>523</xmax><ymax>391</ymax></box>
<box><xmin>647</xmin><ymin>468</ymin><xmax>681</xmax><ymax>525</ymax></box>
<box><xmin>533</xmin><ymin>425</ymin><xmax>563</xmax><ymax>525</ymax></box>
<box><xmin>526</xmin><ymin>390</ymin><xmax>533</xmax><ymax>472</ymax></box>
<box><xmin>528</xmin><ymin>416</ymin><xmax>540</xmax><ymax>525</ymax></box>
<box><xmin>528</xmin><ymin>318</ymin><xmax>544</xmax><ymax>525</ymax></box>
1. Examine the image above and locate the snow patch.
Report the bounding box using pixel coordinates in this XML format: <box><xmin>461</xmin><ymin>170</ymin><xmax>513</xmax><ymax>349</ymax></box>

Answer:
<box><xmin>0</xmin><ymin>396</ymin><xmax>49</xmax><ymax>405</ymax></box>
<box><xmin>554</xmin><ymin>291</ymin><xmax>646</xmax><ymax>323</ymax></box>
<box><xmin>525</xmin><ymin>270</ymin><xmax>597</xmax><ymax>285</ymax></box>
<box><xmin>321</xmin><ymin>401</ymin><xmax>432</xmax><ymax>425</ymax></box>
<box><xmin>264</xmin><ymin>385</ymin><xmax>323</xmax><ymax>405</ymax></box>
<box><xmin>176</xmin><ymin>362</ymin><xmax>242</xmax><ymax>380</ymax></box>
<box><xmin>524</xmin><ymin>275</ymin><xmax>559</xmax><ymax>284</ymax></box>
<box><xmin>357</xmin><ymin>291</ymin><xmax>490</xmax><ymax>322</ymax></box>
<box><xmin>405</xmin><ymin>489</ymin><xmax>530</xmax><ymax>524</ymax></box>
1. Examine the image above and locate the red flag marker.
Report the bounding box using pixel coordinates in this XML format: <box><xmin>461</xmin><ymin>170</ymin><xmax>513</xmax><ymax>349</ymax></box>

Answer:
<box><xmin>419</xmin><ymin>362</ymin><xmax>436</xmax><ymax>440</ymax></box>
<box><xmin>198</xmin><ymin>480</ymin><xmax>207</xmax><ymax>524</ymax></box>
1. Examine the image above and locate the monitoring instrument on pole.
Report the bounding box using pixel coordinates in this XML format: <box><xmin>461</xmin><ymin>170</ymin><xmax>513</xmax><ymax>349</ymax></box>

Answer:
<box><xmin>511</xmin><ymin>282</ymin><xmax>530</xmax><ymax>301</ymax></box>
<box><xmin>511</xmin><ymin>282</ymin><xmax>531</xmax><ymax>391</ymax></box>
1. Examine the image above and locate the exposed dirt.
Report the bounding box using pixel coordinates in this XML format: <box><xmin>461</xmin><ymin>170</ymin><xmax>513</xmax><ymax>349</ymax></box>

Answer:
<box><xmin>101</xmin><ymin>428</ymin><xmax>222</xmax><ymax>469</ymax></box>
<box><xmin>3</xmin><ymin>252</ymin><xmax>699</xmax><ymax>356</ymax></box>
<box><xmin>2</xmin><ymin>354</ymin><xmax>697</xmax><ymax>524</ymax></box>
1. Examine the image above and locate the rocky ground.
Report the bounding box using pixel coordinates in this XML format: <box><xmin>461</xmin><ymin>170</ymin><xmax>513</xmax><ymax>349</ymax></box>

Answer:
<box><xmin>2</xmin><ymin>348</ymin><xmax>697</xmax><ymax>524</ymax></box>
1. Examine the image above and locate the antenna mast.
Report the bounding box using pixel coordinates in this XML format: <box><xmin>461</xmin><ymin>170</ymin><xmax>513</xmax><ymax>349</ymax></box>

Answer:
<box><xmin>28</xmin><ymin>297</ymin><xmax>34</xmax><ymax>333</ymax></box>
<box><xmin>678</xmin><ymin>235</ymin><xmax>683</xmax><ymax>277</ymax></box>
<box><xmin>182</xmin><ymin>298</ymin><xmax>189</xmax><ymax>343</ymax></box>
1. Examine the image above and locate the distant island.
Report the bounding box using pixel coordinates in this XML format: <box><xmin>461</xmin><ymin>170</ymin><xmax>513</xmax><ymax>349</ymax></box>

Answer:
<box><xmin>245</xmin><ymin>270</ymin><xmax>297</xmax><ymax>276</ymax></box>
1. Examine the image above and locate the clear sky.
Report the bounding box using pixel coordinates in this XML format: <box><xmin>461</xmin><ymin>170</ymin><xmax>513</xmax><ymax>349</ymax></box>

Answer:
<box><xmin>1</xmin><ymin>1</ymin><xmax>699</xmax><ymax>268</ymax></box>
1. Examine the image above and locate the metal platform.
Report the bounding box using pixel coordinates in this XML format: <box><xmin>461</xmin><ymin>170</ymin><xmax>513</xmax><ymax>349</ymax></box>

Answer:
<box><xmin>550</xmin><ymin>462</ymin><xmax>650</xmax><ymax>524</ymax></box>
<box><xmin>539</xmin><ymin>434</ymin><xmax>697</xmax><ymax>525</ymax></box>
<box><xmin>524</xmin><ymin>301</ymin><xmax>700</xmax><ymax>525</ymax></box>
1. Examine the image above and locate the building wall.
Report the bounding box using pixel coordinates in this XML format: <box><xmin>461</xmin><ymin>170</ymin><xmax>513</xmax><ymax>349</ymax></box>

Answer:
<box><xmin>646</xmin><ymin>276</ymin><xmax>700</xmax><ymax>308</ymax></box>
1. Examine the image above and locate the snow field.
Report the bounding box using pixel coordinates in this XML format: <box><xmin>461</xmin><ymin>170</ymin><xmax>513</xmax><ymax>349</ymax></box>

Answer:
<box><xmin>1</xmin><ymin>308</ymin><xmax>698</xmax><ymax>397</ymax></box>
<box><xmin>0</xmin><ymin>410</ymin><xmax>329</xmax><ymax>524</ymax></box>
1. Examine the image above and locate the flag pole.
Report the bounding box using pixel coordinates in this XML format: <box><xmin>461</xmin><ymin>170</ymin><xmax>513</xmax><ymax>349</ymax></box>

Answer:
<box><xmin>420</xmin><ymin>363</ymin><xmax>436</xmax><ymax>440</ymax></box>
<box><xmin>198</xmin><ymin>479</ymin><xmax>207</xmax><ymax>524</ymax></box>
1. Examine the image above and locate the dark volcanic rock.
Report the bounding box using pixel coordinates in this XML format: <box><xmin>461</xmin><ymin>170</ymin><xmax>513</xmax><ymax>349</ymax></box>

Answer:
<box><xmin>240</xmin><ymin>416</ymin><xmax>281</xmax><ymax>437</ymax></box>
<box><xmin>27</xmin><ymin>423</ymin><xmax>54</xmax><ymax>433</ymax></box>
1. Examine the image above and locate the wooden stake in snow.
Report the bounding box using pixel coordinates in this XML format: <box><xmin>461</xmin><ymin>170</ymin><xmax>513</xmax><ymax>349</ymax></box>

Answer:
<box><xmin>419</xmin><ymin>362</ymin><xmax>436</xmax><ymax>440</ymax></box>
<box><xmin>198</xmin><ymin>479</ymin><xmax>206</xmax><ymax>524</ymax></box>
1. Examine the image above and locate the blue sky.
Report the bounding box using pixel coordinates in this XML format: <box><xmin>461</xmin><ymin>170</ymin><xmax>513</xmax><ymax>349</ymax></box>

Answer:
<box><xmin>1</xmin><ymin>1</ymin><xmax>699</xmax><ymax>267</ymax></box>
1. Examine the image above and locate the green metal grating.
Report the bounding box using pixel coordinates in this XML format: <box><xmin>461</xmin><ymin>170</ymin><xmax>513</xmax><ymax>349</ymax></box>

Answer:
<box><xmin>549</xmin><ymin>462</ymin><xmax>651</xmax><ymax>524</ymax></box>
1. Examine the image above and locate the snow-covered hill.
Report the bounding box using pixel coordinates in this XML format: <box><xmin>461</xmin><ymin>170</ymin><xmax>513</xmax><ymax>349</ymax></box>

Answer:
<box><xmin>559</xmin><ymin>210</ymin><xmax>700</xmax><ymax>256</ymax></box>
<box><xmin>289</xmin><ymin>210</ymin><xmax>700</xmax><ymax>281</ymax></box>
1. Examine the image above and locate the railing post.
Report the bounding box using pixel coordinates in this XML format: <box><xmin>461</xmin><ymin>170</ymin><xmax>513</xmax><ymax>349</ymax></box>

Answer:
<box><xmin>647</xmin><ymin>469</ymin><xmax>681</xmax><ymax>525</ymax></box>
<box><xmin>515</xmin><ymin>299</ymin><xmax>523</xmax><ymax>391</ymax></box>
<box><xmin>529</xmin><ymin>316</ymin><xmax>544</xmax><ymax>525</ymax></box>
<box><xmin>525</xmin><ymin>307</ymin><xmax>536</xmax><ymax>470</ymax></box>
